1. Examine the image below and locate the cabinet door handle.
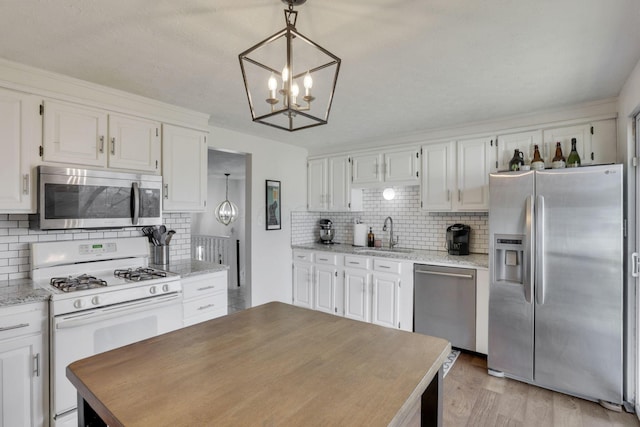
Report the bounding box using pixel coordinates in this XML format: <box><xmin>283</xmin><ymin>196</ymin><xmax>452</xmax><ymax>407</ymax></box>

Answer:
<box><xmin>164</xmin><ymin>184</ymin><xmax>169</xmax><ymax>199</ymax></box>
<box><xmin>447</xmin><ymin>190</ymin><xmax>450</xmax><ymax>201</ymax></box>
<box><xmin>33</xmin><ymin>353</ymin><xmax>40</xmax><ymax>377</ymax></box>
<box><xmin>23</xmin><ymin>174</ymin><xmax>29</xmax><ymax>195</ymax></box>
<box><xmin>197</xmin><ymin>286</ymin><xmax>216</xmax><ymax>291</ymax></box>
<box><xmin>99</xmin><ymin>135</ymin><xmax>105</xmax><ymax>153</ymax></box>
<box><xmin>111</xmin><ymin>137</ymin><xmax>116</xmax><ymax>155</ymax></box>
<box><xmin>458</xmin><ymin>189</ymin><xmax>461</xmax><ymax>202</ymax></box>
<box><xmin>198</xmin><ymin>304</ymin><xmax>215</xmax><ymax>311</ymax></box>
<box><xmin>379</xmin><ymin>265</ymin><xmax>391</xmax><ymax>269</ymax></box>
<box><xmin>0</xmin><ymin>323</ymin><xmax>29</xmax><ymax>332</ymax></box>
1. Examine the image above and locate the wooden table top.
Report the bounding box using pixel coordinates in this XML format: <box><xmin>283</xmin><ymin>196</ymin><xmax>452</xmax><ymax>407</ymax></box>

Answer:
<box><xmin>67</xmin><ymin>302</ymin><xmax>450</xmax><ymax>427</ymax></box>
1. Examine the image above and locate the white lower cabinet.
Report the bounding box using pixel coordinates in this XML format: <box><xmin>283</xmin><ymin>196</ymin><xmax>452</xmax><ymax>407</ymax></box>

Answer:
<box><xmin>182</xmin><ymin>271</ymin><xmax>228</xmax><ymax>327</ymax></box>
<box><xmin>292</xmin><ymin>251</ymin><xmax>314</xmax><ymax>309</ymax></box>
<box><xmin>343</xmin><ymin>255</ymin><xmax>371</xmax><ymax>322</ymax></box>
<box><xmin>0</xmin><ymin>302</ymin><xmax>47</xmax><ymax>427</ymax></box>
<box><xmin>314</xmin><ymin>264</ymin><xmax>339</xmax><ymax>315</ymax></box>
<box><xmin>292</xmin><ymin>250</ymin><xmax>413</xmax><ymax>331</ymax></box>
<box><xmin>371</xmin><ymin>273</ymin><xmax>400</xmax><ymax>329</ymax></box>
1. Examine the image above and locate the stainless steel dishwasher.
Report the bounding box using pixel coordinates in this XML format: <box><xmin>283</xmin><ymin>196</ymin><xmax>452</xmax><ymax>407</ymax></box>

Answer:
<box><xmin>414</xmin><ymin>264</ymin><xmax>476</xmax><ymax>351</ymax></box>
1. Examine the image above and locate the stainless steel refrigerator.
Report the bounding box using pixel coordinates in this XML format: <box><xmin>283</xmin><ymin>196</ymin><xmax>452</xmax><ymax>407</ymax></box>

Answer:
<box><xmin>488</xmin><ymin>164</ymin><xmax>623</xmax><ymax>406</ymax></box>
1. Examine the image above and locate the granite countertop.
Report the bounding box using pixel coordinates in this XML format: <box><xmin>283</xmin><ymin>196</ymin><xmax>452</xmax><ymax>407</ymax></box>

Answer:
<box><xmin>292</xmin><ymin>243</ymin><xmax>489</xmax><ymax>269</ymax></box>
<box><xmin>0</xmin><ymin>279</ymin><xmax>51</xmax><ymax>307</ymax></box>
<box><xmin>151</xmin><ymin>259</ymin><xmax>229</xmax><ymax>278</ymax></box>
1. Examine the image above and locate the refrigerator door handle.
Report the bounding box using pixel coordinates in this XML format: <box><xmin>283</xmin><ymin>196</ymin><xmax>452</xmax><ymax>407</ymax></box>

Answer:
<box><xmin>632</xmin><ymin>252</ymin><xmax>639</xmax><ymax>278</ymax></box>
<box><xmin>524</xmin><ymin>195</ymin><xmax>534</xmax><ymax>303</ymax></box>
<box><xmin>535</xmin><ymin>195</ymin><xmax>545</xmax><ymax>305</ymax></box>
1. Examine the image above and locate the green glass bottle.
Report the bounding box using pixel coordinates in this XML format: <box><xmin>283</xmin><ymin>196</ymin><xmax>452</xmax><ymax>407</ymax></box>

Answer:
<box><xmin>567</xmin><ymin>138</ymin><xmax>581</xmax><ymax>168</ymax></box>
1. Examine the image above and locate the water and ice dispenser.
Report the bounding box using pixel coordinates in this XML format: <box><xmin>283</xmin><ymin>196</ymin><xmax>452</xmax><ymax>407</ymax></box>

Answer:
<box><xmin>493</xmin><ymin>235</ymin><xmax>525</xmax><ymax>284</ymax></box>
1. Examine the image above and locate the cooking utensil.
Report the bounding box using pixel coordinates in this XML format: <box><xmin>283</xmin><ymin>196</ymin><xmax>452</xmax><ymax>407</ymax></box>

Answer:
<box><xmin>165</xmin><ymin>230</ymin><xmax>176</xmax><ymax>245</ymax></box>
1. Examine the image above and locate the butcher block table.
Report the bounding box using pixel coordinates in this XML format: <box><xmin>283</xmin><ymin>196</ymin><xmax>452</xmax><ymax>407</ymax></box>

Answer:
<box><xmin>67</xmin><ymin>302</ymin><xmax>450</xmax><ymax>427</ymax></box>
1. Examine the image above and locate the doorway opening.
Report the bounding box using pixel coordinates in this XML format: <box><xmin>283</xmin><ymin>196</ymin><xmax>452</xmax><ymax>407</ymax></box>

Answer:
<box><xmin>191</xmin><ymin>149</ymin><xmax>251</xmax><ymax>314</ymax></box>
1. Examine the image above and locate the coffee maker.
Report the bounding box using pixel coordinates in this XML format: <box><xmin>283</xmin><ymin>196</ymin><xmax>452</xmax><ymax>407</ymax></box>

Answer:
<box><xmin>446</xmin><ymin>224</ymin><xmax>470</xmax><ymax>255</ymax></box>
<box><xmin>319</xmin><ymin>219</ymin><xmax>335</xmax><ymax>244</ymax></box>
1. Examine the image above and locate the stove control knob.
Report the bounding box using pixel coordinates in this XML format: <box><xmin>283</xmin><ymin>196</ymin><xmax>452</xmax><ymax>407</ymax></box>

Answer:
<box><xmin>162</xmin><ymin>284</ymin><xmax>170</xmax><ymax>293</ymax></box>
<box><xmin>91</xmin><ymin>296</ymin><xmax>100</xmax><ymax>306</ymax></box>
<box><xmin>149</xmin><ymin>286</ymin><xmax>157</xmax><ymax>295</ymax></box>
<box><xmin>73</xmin><ymin>299</ymin><xmax>84</xmax><ymax>309</ymax></box>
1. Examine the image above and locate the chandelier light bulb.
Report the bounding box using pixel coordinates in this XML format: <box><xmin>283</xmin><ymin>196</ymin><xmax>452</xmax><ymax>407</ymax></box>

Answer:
<box><xmin>268</xmin><ymin>73</ymin><xmax>278</xmax><ymax>99</ymax></box>
<box><xmin>304</xmin><ymin>72</ymin><xmax>313</xmax><ymax>96</ymax></box>
<box><xmin>291</xmin><ymin>82</ymin><xmax>299</xmax><ymax>103</ymax></box>
<box><xmin>282</xmin><ymin>65</ymin><xmax>289</xmax><ymax>87</ymax></box>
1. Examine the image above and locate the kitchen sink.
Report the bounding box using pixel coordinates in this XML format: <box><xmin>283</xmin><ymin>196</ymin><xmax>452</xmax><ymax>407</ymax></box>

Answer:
<box><xmin>353</xmin><ymin>248</ymin><xmax>414</xmax><ymax>255</ymax></box>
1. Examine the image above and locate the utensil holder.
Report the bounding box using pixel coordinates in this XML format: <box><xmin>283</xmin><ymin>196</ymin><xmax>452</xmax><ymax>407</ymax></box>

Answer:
<box><xmin>152</xmin><ymin>245</ymin><xmax>170</xmax><ymax>265</ymax></box>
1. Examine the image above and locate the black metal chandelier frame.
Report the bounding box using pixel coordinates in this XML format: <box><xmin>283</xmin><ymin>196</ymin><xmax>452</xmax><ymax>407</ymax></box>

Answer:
<box><xmin>238</xmin><ymin>0</ymin><xmax>341</xmax><ymax>132</ymax></box>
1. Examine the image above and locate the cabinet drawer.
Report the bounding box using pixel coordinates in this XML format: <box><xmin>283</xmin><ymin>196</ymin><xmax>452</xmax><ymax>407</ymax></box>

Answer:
<box><xmin>0</xmin><ymin>304</ymin><xmax>44</xmax><ymax>341</ymax></box>
<box><xmin>344</xmin><ymin>255</ymin><xmax>370</xmax><ymax>269</ymax></box>
<box><xmin>183</xmin><ymin>292</ymin><xmax>227</xmax><ymax>320</ymax></box>
<box><xmin>315</xmin><ymin>253</ymin><xmax>337</xmax><ymax>265</ymax></box>
<box><xmin>373</xmin><ymin>259</ymin><xmax>401</xmax><ymax>275</ymax></box>
<box><xmin>293</xmin><ymin>251</ymin><xmax>313</xmax><ymax>263</ymax></box>
<box><xmin>182</xmin><ymin>272</ymin><xmax>227</xmax><ymax>300</ymax></box>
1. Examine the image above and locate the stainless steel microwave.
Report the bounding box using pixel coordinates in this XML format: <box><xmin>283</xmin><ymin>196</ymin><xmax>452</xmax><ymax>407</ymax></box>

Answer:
<box><xmin>30</xmin><ymin>166</ymin><xmax>163</xmax><ymax>230</ymax></box>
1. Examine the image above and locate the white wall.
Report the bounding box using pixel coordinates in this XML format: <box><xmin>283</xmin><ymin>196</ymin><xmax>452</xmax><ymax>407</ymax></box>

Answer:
<box><xmin>208</xmin><ymin>126</ymin><xmax>307</xmax><ymax>307</ymax></box>
<box><xmin>618</xmin><ymin>56</ymin><xmax>640</xmax><ymax>409</ymax></box>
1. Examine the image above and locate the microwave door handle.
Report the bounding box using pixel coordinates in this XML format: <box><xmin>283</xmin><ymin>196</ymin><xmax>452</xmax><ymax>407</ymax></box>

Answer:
<box><xmin>132</xmin><ymin>182</ymin><xmax>140</xmax><ymax>225</ymax></box>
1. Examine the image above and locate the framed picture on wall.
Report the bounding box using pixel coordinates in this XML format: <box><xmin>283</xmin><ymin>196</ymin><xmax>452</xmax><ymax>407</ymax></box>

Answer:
<box><xmin>266</xmin><ymin>180</ymin><xmax>281</xmax><ymax>230</ymax></box>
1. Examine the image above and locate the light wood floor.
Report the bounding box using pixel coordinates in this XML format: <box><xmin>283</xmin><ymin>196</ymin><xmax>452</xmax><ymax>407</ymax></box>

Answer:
<box><xmin>443</xmin><ymin>352</ymin><xmax>639</xmax><ymax>426</ymax></box>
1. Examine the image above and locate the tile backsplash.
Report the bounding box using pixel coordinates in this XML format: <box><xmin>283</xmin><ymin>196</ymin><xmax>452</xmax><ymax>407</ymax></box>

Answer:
<box><xmin>0</xmin><ymin>213</ymin><xmax>191</xmax><ymax>282</ymax></box>
<box><xmin>292</xmin><ymin>186</ymin><xmax>488</xmax><ymax>254</ymax></box>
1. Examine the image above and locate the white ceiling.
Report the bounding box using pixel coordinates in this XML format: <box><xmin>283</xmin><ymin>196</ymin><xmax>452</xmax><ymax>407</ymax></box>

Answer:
<box><xmin>2</xmin><ymin>0</ymin><xmax>639</xmax><ymax>153</ymax></box>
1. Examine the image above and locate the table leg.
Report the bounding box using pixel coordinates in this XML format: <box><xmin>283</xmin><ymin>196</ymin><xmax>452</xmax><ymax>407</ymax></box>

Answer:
<box><xmin>421</xmin><ymin>365</ymin><xmax>443</xmax><ymax>427</ymax></box>
<box><xmin>77</xmin><ymin>393</ymin><xmax>107</xmax><ymax>427</ymax></box>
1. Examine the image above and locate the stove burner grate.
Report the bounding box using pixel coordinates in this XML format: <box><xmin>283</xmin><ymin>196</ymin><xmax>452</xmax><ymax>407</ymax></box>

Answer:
<box><xmin>114</xmin><ymin>267</ymin><xmax>167</xmax><ymax>282</ymax></box>
<box><xmin>50</xmin><ymin>274</ymin><xmax>107</xmax><ymax>292</ymax></box>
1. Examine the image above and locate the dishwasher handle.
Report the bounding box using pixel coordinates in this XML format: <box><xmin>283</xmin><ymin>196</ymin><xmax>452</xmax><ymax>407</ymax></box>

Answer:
<box><xmin>415</xmin><ymin>269</ymin><xmax>474</xmax><ymax>279</ymax></box>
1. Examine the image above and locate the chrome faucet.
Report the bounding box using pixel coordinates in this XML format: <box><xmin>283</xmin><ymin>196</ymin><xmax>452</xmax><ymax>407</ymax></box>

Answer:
<box><xmin>383</xmin><ymin>216</ymin><xmax>397</xmax><ymax>249</ymax></box>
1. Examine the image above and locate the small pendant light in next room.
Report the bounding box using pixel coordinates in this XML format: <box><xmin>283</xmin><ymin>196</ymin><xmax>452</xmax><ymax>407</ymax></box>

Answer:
<box><xmin>215</xmin><ymin>173</ymin><xmax>239</xmax><ymax>225</ymax></box>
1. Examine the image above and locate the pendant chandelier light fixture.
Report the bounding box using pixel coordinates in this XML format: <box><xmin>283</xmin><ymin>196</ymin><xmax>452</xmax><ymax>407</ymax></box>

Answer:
<box><xmin>238</xmin><ymin>0</ymin><xmax>341</xmax><ymax>132</ymax></box>
<box><xmin>215</xmin><ymin>173</ymin><xmax>239</xmax><ymax>226</ymax></box>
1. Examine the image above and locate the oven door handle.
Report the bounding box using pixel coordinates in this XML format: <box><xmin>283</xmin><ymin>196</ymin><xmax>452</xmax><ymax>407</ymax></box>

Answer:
<box><xmin>55</xmin><ymin>293</ymin><xmax>181</xmax><ymax>330</ymax></box>
<box><xmin>131</xmin><ymin>181</ymin><xmax>140</xmax><ymax>226</ymax></box>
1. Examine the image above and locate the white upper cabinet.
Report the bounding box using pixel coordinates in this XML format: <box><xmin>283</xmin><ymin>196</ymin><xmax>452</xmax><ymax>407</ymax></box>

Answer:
<box><xmin>543</xmin><ymin>124</ymin><xmax>592</xmax><ymax>166</ymax></box>
<box><xmin>496</xmin><ymin>130</ymin><xmax>543</xmax><ymax>171</ymax></box>
<box><xmin>162</xmin><ymin>124</ymin><xmax>207</xmax><ymax>212</ymax></box>
<box><xmin>107</xmin><ymin>113</ymin><xmax>161</xmax><ymax>172</ymax></box>
<box><xmin>421</xmin><ymin>137</ymin><xmax>494</xmax><ymax>212</ymax></box>
<box><xmin>421</xmin><ymin>141</ymin><xmax>455</xmax><ymax>211</ymax></box>
<box><xmin>328</xmin><ymin>156</ymin><xmax>353</xmax><ymax>211</ymax></box>
<box><xmin>457</xmin><ymin>137</ymin><xmax>493</xmax><ymax>211</ymax></box>
<box><xmin>307</xmin><ymin>158</ymin><xmax>327</xmax><ymax>211</ymax></box>
<box><xmin>42</xmin><ymin>100</ymin><xmax>107</xmax><ymax>167</ymax></box>
<box><xmin>0</xmin><ymin>87</ymin><xmax>40</xmax><ymax>213</ymax></box>
<box><xmin>307</xmin><ymin>155</ymin><xmax>363</xmax><ymax>212</ymax></box>
<box><xmin>590</xmin><ymin>119</ymin><xmax>617</xmax><ymax>165</ymax></box>
<box><xmin>351</xmin><ymin>153</ymin><xmax>380</xmax><ymax>185</ymax></box>
<box><xmin>351</xmin><ymin>148</ymin><xmax>420</xmax><ymax>187</ymax></box>
<box><xmin>42</xmin><ymin>100</ymin><xmax>161</xmax><ymax>173</ymax></box>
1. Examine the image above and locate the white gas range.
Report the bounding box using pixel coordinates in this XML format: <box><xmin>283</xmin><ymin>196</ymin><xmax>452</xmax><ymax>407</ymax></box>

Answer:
<box><xmin>31</xmin><ymin>237</ymin><xmax>183</xmax><ymax>427</ymax></box>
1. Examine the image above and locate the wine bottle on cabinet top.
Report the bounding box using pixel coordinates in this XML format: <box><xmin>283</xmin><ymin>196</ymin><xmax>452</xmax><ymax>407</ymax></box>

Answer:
<box><xmin>551</xmin><ymin>142</ymin><xmax>566</xmax><ymax>169</ymax></box>
<box><xmin>531</xmin><ymin>144</ymin><xmax>545</xmax><ymax>170</ymax></box>
<box><xmin>567</xmin><ymin>138</ymin><xmax>581</xmax><ymax>167</ymax></box>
